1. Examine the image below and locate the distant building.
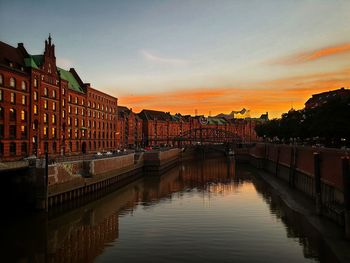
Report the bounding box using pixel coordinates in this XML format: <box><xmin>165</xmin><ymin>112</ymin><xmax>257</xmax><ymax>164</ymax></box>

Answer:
<box><xmin>117</xmin><ymin>106</ymin><xmax>142</xmax><ymax>149</ymax></box>
<box><xmin>305</xmin><ymin>87</ymin><xmax>350</xmax><ymax>109</ymax></box>
<box><xmin>0</xmin><ymin>37</ymin><xmax>118</xmax><ymax>160</ymax></box>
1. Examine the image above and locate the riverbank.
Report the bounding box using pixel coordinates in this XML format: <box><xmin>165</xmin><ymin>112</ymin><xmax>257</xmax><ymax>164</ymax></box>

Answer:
<box><xmin>249</xmin><ymin>165</ymin><xmax>350</xmax><ymax>263</ymax></box>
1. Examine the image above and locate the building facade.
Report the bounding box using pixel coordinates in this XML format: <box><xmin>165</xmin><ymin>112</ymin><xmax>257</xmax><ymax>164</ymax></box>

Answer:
<box><xmin>0</xmin><ymin>37</ymin><xmax>118</xmax><ymax>160</ymax></box>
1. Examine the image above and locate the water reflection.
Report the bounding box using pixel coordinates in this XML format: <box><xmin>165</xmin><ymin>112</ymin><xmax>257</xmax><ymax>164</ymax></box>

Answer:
<box><xmin>0</xmin><ymin>157</ymin><xmax>337</xmax><ymax>263</ymax></box>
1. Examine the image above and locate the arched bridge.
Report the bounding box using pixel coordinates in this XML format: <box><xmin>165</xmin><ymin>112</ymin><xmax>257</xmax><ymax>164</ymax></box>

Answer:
<box><xmin>174</xmin><ymin>128</ymin><xmax>242</xmax><ymax>144</ymax></box>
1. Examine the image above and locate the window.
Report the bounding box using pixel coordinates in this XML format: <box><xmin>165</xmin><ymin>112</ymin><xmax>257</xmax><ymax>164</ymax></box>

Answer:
<box><xmin>0</xmin><ymin>74</ymin><xmax>3</xmax><ymax>85</ymax></box>
<box><xmin>68</xmin><ymin>128</ymin><xmax>71</xmax><ymax>138</ymax></box>
<box><xmin>34</xmin><ymin>78</ymin><xmax>38</xmax><ymax>87</ymax></box>
<box><xmin>52</xmin><ymin>102</ymin><xmax>56</xmax><ymax>111</ymax></box>
<box><xmin>81</xmin><ymin>119</ymin><xmax>84</xmax><ymax>126</ymax></box>
<box><xmin>68</xmin><ymin>105</ymin><xmax>71</xmax><ymax>113</ymax></box>
<box><xmin>74</xmin><ymin>118</ymin><xmax>78</xmax><ymax>126</ymax></box>
<box><xmin>9</xmin><ymin>125</ymin><xmax>16</xmax><ymax>138</ymax></box>
<box><xmin>75</xmin><ymin>129</ymin><xmax>78</xmax><ymax>138</ymax></box>
<box><xmin>62</xmin><ymin>88</ymin><xmax>65</xmax><ymax>95</ymax></box>
<box><xmin>10</xmin><ymin>77</ymin><xmax>16</xmax><ymax>88</ymax></box>
<box><xmin>0</xmin><ymin>124</ymin><xmax>4</xmax><ymax>138</ymax></box>
<box><xmin>21</xmin><ymin>110</ymin><xmax>26</xmax><ymax>121</ymax></box>
<box><xmin>75</xmin><ymin>107</ymin><xmax>78</xmax><ymax>115</ymax></box>
<box><xmin>33</xmin><ymin>105</ymin><xmax>38</xmax><ymax>115</ymax></box>
<box><xmin>68</xmin><ymin>95</ymin><xmax>71</xmax><ymax>102</ymax></box>
<box><xmin>82</xmin><ymin>99</ymin><xmax>85</xmax><ymax>106</ymax></box>
<box><xmin>62</xmin><ymin>99</ymin><xmax>65</xmax><ymax>106</ymax></box>
<box><xmin>43</xmin><ymin>113</ymin><xmax>48</xmax><ymax>124</ymax></box>
<box><xmin>51</xmin><ymin>127</ymin><xmax>56</xmax><ymax>138</ymax></box>
<box><xmin>21</xmin><ymin>125</ymin><xmax>27</xmax><ymax>138</ymax></box>
<box><xmin>44</xmin><ymin>100</ymin><xmax>48</xmax><ymax>109</ymax></box>
<box><xmin>0</xmin><ymin>89</ymin><xmax>2</xmax><ymax>101</ymax></box>
<box><xmin>88</xmin><ymin>101</ymin><xmax>91</xmax><ymax>107</ymax></box>
<box><xmin>33</xmin><ymin>91</ymin><xmax>38</xmax><ymax>101</ymax></box>
<box><xmin>10</xmin><ymin>143</ymin><xmax>16</xmax><ymax>155</ymax></box>
<box><xmin>9</xmin><ymin>108</ymin><xmax>16</xmax><ymax>121</ymax></box>
<box><xmin>52</xmin><ymin>90</ymin><xmax>56</xmax><ymax>98</ymax></box>
<box><xmin>21</xmin><ymin>81</ymin><xmax>26</xmax><ymax>90</ymax></box>
<box><xmin>68</xmin><ymin>117</ymin><xmax>71</xmax><ymax>125</ymax></box>
<box><xmin>82</xmin><ymin>109</ymin><xmax>84</xmax><ymax>116</ymax></box>
<box><xmin>10</xmin><ymin>92</ymin><xmax>15</xmax><ymax>104</ymax></box>
<box><xmin>43</xmin><ymin>126</ymin><xmax>48</xmax><ymax>137</ymax></box>
<box><xmin>44</xmin><ymin>87</ymin><xmax>48</xmax><ymax>96</ymax></box>
<box><xmin>62</xmin><ymin>110</ymin><xmax>65</xmax><ymax>118</ymax></box>
<box><xmin>21</xmin><ymin>142</ymin><xmax>27</xmax><ymax>154</ymax></box>
<box><xmin>22</xmin><ymin>95</ymin><xmax>26</xmax><ymax>105</ymax></box>
<box><xmin>52</xmin><ymin>114</ymin><xmax>56</xmax><ymax>124</ymax></box>
<box><xmin>0</xmin><ymin>107</ymin><xmax>3</xmax><ymax>120</ymax></box>
<box><xmin>75</xmin><ymin>97</ymin><xmax>78</xmax><ymax>104</ymax></box>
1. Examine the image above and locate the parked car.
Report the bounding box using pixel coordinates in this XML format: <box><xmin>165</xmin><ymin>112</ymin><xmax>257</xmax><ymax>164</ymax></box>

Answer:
<box><xmin>96</xmin><ymin>152</ymin><xmax>102</xmax><ymax>156</ymax></box>
<box><xmin>105</xmin><ymin>151</ymin><xmax>113</xmax><ymax>155</ymax></box>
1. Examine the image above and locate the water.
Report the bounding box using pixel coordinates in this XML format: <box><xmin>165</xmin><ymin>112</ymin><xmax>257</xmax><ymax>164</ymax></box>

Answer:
<box><xmin>0</xmin><ymin>157</ymin><xmax>336</xmax><ymax>263</ymax></box>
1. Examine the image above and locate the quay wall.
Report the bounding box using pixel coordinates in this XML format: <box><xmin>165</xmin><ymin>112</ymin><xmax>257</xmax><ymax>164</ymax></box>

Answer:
<box><xmin>245</xmin><ymin>143</ymin><xmax>349</xmax><ymax>225</ymax></box>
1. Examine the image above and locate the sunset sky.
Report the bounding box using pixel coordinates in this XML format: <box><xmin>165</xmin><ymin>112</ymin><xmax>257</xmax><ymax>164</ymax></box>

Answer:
<box><xmin>1</xmin><ymin>0</ymin><xmax>350</xmax><ymax>118</ymax></box>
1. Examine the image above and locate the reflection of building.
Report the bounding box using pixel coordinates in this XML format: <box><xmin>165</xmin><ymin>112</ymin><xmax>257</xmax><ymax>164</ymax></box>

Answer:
<box><xmin>49</xmin><ymin>213</ymin><xmax>118</xmax><ymax>263</ymax></box>
<box><xmin>0</xmin><ymin>37</ymin><xmax>118</xmax><ymax>160</ymax></box>
<box><xmin>305</xmin><ymin>87</ymin><xmax>350</xmax><ymax>109</ymax></box>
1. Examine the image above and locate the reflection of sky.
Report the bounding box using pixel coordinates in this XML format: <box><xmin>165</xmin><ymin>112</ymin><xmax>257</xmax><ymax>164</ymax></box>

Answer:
<box><xmin>1</xmin><ymin>0</ymin><xmax>350</xmax><ymax>117</ymax></box>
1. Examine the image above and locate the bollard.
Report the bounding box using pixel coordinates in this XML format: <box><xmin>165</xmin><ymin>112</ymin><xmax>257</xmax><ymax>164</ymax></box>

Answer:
<box><xmin>314</xmin><ymin>152</ymin><xmax>322</xmax><ymax>215</ymax></box>
<box><xmin>342</xmin><ymin>157</ymin><xmax>350</xmax><ymax>239</ymax></box>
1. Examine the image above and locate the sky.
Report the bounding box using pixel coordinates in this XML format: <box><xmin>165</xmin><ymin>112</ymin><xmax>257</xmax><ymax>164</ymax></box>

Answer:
<box><xmin>1</xmin><ymin>0</ymin><xmax>350</xmax><ymax>118</ymax></box>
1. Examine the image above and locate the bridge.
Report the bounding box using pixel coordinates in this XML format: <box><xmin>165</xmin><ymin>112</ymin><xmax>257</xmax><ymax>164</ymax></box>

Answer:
<box><xmin>174</xmin><ymin>127</ymin><xmax>242</xmax><ymax>144</ymax></box>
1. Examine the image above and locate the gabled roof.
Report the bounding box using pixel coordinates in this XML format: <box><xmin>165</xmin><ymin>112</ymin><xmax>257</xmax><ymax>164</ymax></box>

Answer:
<box><xmin>31</xmin><ymin>55</ymin><xmax>43</xmax><ymax>67</ymax></box>
<box><xmin>58</xmin><ymin>67</ymin><xmax>84</xmax><ymax>93</ymax></box>
<box><xmin>24</xmin><ymin>57</ymin><xmax>39</xmax><ymax>69</ymax></box>
<box><xmin>0</xmin><ymin>41</ymin><xmax>26</xmax><ymax>68</ymax></box>
<box><xmin>138</xmin><ymin>109</ymin><xmax>171</xmax><ymax>121</ymax></box>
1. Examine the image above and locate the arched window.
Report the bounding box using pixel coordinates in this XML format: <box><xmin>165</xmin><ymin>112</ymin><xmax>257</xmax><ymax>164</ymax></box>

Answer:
<box><xmin>21</xmin><ymin>81</ymin><xmax>26</xmax><ymax>90</ymax></box>
<box><xmin>10</xmin><ymin>77</ymin><xmax>16</xmax><ymax>88</ymax></box>
<box><xmin>9</xmin><ymin>108</ymin><xmax>16</xmax><ymax>121</ymax></box>
<box><xmin>0</xmin><ymin>74</ymin><xmax>3</xmax><ymax>85</ymax></box>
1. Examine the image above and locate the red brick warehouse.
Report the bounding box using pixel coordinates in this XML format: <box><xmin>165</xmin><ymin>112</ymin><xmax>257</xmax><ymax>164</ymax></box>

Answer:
<box><xmin>0</xmin><ymin>36</ymin><xmax>118</xmax><ymax>160</ymax></box>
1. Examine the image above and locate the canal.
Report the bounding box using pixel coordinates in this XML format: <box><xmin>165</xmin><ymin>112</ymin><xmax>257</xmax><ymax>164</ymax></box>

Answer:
<box><xmin>0</xmin><ymin>156</ymin><xmax>337</xmax><ymax>262</ymax></box>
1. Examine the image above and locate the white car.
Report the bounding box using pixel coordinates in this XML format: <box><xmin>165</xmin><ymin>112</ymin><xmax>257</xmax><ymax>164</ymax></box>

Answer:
<box><xmin>96</xmin><ymin>152</ymin><xmax>102</xmax><ymax>156</ymax></box>
<box><xmin>105</xmin><ymin>151</ymin><xmax>113</xmax><ymax>155</ymax></box>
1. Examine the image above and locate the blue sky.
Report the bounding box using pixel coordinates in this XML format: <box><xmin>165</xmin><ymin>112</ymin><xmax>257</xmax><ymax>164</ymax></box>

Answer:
<box><xmin>1</xmin><ymin>0</ymin><xmax>350</xmax><ymax>116</ymax></box>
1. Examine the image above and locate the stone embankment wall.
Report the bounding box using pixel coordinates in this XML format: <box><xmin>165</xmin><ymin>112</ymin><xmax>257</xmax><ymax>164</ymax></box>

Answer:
<box><xmin>247</xmin><ymin>143</ymin><xmax>349</xmax><ymax>225</ymax></box>
<box><xmin>143</xmin><ymin>148</ymin><xmax>181</xmax><ymax>175</ymax></box>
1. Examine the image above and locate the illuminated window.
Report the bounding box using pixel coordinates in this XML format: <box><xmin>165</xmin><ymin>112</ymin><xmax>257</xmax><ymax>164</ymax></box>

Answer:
<box><xmin>33</xmin><ymin>105</ymin><xmax>38</xmax><ymax>114</ymax></box>
<box><xmin>10</xmin><ymin>92</ymin><xmax>15</xmax><ymax>104</ymax></box>
<box><xmin>75</xmin><ymin>97</ymin><xmax>78</xmax><ymax>104</ymax></box>
<box><xmin>52</xmin><ymin>114</ymin><xmax>56</xmax><ymax>124</ymax></box>
<box><xmin>75</xmin><ymin>107</ymin><xmax>78</xmax><ymax>115</ymax></box>
<box><xmin>10</xmin><ymin>77</ymin><xmax>16</xmax><ymax>88</ymax></box>
<box><xmin>62</xmin><ymin>110</ymin><xmax>65</xmax><ymax>118</ymax></box>
<box><xmin>44</xmin><ymin>87</ymin><xmax>48</xmax><ymax>96</ymax></box>
<box><xmin>21</xmin><ymin>110</ymin><xmax>26</xmax><ymax>121</ymax></box>
<box><xmin>62</xmin><ymin>99</ymin><xmax>65</xmax><ymax>106</ymax></box>
<box><xmin>52</xmin><ymin>128</ymin><xmax>56</xmax><ymax>137</ymax></box>
<box><xmin>74</xmin><ymin>118</ymin><xmax>78</xmax><ymax>126</ymax></box>
<box><xmin>68</xmin><ymin>117</ymin><xmax>71</xmax><ymax>125</ymax></box>
<box><xmin>9</xmin><ymin>108</ymin><xmax>16</xmax><ymax>121</ymax></box>
<box><xmin>52</xmin><ymin>102</ymin><xmax>56</xmax><ymax>111</ymax></box>
<box><xmin>34</xmin><ymin>78</ymin><xmax>38</xmax><ymax>87</ymax></box>
<box><xmin>82</xmin><ymin>99</ymin><xmax>84</xmax><ymax>106</ymax></box>
<box><xmin>68</xmin><ymin>95</ymin><xmax>71</xmax><ymax>102</ymax></box>
<box><xmin>52</xmin><ymin>90</ymin><xmax>56</xmax><ymax>98</ymax></box>
<box><xmin>33</xmin><ymin>91</ymin><xmax>38</xmax><ymax>101</ymax></box>
<box><xmin>68</xmin><ymin>105</ymin><xmax>71</xmax><ymax>113</ymax></box>
<box><xmin>43</xmin><ymin>113</ymin><xmax>47</xmax><ymax>123</ymax></box>
<box><xmin>22</xmin><ymin>95</ymin><xmax>26</xmax><ymax>105</ymax></box>
<box><xmin>21</xmin><ymin>81</ymin><xmax>26</xmax><ymax>90</ymax></box>
<box><xmin>62</xmin><ymin>88</ymin><xmax>65</xmax><ymax>95</ymax></box>
<box><xmin>43</xmin><ymin>126</ymin><xmax>47</xmax><ymax>136</ymax></box>
<box><xmin>44</xmin><ymin>100</ymin><xmax>48</xmax><ymax>109</ymax></box>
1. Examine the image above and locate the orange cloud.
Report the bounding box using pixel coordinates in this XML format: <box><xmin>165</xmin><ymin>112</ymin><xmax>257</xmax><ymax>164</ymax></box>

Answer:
<box><xmin>118</xmin><ymin>68</ymin><xmax>350</xmax><ymax>118</ymax></box>
<box><xmin>272</xmin><ymin>43</ymin><xmax>350</xmax><ymax>64</ymax></box>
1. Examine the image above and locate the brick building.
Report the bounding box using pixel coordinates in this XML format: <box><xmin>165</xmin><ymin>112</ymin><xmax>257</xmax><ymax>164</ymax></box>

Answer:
<box><xmin>0</xmin><ymin>36</ymin><xmax>118</xmax><ymax>160</ymax></box>
<box><xmin>117</xmin><ymin>106</ymin><xmax>142</xmax><ymax>149</ymax></box>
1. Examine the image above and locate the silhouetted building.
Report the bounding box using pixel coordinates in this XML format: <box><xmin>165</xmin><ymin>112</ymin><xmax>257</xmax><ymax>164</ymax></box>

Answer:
<box><xmin>305</xmin><ymin>87</ymin><xmax>350</xmax><ymax>109</ymax></box>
